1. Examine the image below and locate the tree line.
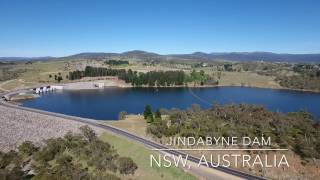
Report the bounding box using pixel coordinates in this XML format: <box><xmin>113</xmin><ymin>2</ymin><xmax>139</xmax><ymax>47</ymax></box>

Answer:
<box><xmin>105</xmin><ymin>60</ymin><xmax>129</xmax><ymax>66</ymax></box>
<box><xmin>68</xmin><ymin>66</ymin><xmax>217</xmax><ymax>86</ymax></box>
<box><xmin>119</xmin><ymin>69</ymin><xmax>186</xmax><ymax>86</ymax></box>
<box><xmin>68</xmin><ymin>66</ymin><xmax>126</xmax><ymax>80</ymax></box>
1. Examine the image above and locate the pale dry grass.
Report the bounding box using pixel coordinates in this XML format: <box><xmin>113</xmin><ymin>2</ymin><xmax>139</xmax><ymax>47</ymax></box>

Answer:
<box><xmin>216</xmin><ymin>71</ymin><xmax>280</xmax><ymax>88</ymax></box>
<box><xmin>0</xmin><ymin>60</ymin><xmax>69</xmax><ymax>90</ymax></box>
<box><xmin>103</xmin><ymin>115</ymin><xmax>148</xmax><ymax>138</ymax></box>
<box><xmin>100</xmin><ymin>133</ymin><xmax>196</xmax><ymax>180</ymax></box>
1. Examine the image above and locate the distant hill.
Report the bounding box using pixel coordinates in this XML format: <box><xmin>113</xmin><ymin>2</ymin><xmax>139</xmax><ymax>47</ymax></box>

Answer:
<box><xmin>0</xmin><ymin>56</ymin><xmax>55</xmax><ymax>62</ymax></box>
<box><xmin>65</xmin><ymin>50</ymin><xmax>163</xmax><ymax>61</ymax></box>
<box><xmin>169</xmin><ymin>52</ymin><xmax>320</xmax><ymax>63</ymax></box>
<box><xmin>66</xmin><ymin>52</ymin><xmax>118</xmax><ymax>59</ymax></box>
<box><xmin>122</xmin><ymin>50</ymin><xmax>162</xmax><ymax>60</ymax></box>
<box><xmin>1</xmin><ymin>51</ymin><xmax>320</xmax><ymax>63</ymax></box>
<box><xmin>66</xmin><ymin>51</ymin><xmax>320</xmax><ymax>63</ymax></box>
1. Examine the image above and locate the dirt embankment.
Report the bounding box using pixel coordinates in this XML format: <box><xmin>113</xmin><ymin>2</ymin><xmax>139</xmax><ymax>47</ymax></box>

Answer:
<box><xmin>62</xmin><ymin>77</ymin><xmax>131</xmax><ymax>90</ymax></box>
<box><xmin>9</xmin><ymin>94</ymin><xmax>38</xmax><ymax>101</ymax></box>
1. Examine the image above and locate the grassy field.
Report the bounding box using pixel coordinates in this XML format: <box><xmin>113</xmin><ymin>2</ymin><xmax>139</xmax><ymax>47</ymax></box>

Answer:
<box><xmin>0</xmin><ymin>60</ymin><xmax>71</xmax><ymax>90</ymax></box>
<box><xmin>217</xmin><ymin>71</ymin><xmax>280</xmax><ymax>88</ymax></box>
<box><xmin>18</xmin><ymin>60</ymin><xmax>70</xmax><ymax>83</ymax></box>
<box><xmin>104</xmin><ymin>115</ymin><xmax>148</xmax><ymax>137</ymax></box>
<box><xmin>99</xmin><ymin>132</ymin><xmax>196</xmax><ymax>180</ymax></box>
<box><xmin>0</xmin><ymin>59</ymin><xmax>281</xmax><ymax>91</ymax></box>
<box><xmin>193</xmin><ymin>67</ymin><xmax>280</xmax><ymax>88</ymax></box>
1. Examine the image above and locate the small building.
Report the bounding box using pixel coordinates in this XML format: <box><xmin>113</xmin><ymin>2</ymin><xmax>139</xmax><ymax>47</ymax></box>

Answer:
<box><xmin>201</xmin><ymin>63</ymin><xmax>208</xmax><ymax>67</ymax></box>
<box><xmin>35</xmin><ymin>88</ymin><xmax>41</xmax><ymax>94</ymax></box>
<box><xmin>51</xmin><ymin>85</ymin><xmax>64</xmax><ymax>90</ymax></box>
<box><xmin>94</xmin><ymin>82</ymin><xmax>104</xmax><ymax>88</ymax></box>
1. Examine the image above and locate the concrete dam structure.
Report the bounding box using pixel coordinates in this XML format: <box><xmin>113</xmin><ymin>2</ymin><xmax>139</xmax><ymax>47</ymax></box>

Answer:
<box><xmin>2</xmin><ymin>85</ymin><xmax>64</xmax><ymax>101</ymax></box>
<box><xmin>32</xmin><ymin>85</ymin><xmax>64</xmax><ymax>94</ymax></box>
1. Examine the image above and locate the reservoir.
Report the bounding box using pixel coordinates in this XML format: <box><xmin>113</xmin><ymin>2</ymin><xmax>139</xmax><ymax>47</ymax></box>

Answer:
<box><xmin>21</xmin><ymin>87</ymin><xmax>320</xmax><ymax>120</ymax></box>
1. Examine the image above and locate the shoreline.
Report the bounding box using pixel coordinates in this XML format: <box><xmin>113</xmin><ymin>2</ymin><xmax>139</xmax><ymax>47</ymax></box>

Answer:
<box><xmin>59</xmin><ymin>76</ymin><xmax>320</xmax><ymax>93</ymax></box>
<box><xmin>3</xmin><ymin>80</ymin><xmax>320</xmax><ymax>102</ymax></box>
<box><xmin>60</xmin><ymin>80</ymin><xmax>320</xmax><ymax>94</ymax></box>
<box><xmin>134</xmin><ymin>85</ymin><xmax>320</xmax><ymax>93</ymax></box>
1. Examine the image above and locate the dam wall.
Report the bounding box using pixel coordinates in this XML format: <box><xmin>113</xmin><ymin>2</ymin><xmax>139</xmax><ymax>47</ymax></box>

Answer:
<box><xmin>32</xmin><ymin>85</ymin><xmax>64</xmax><ymax>94</ymax></box>
<box><xmin>2</xmin><ymin>85</ymin><xmax>64</xmax><ymax>101</ymax></box>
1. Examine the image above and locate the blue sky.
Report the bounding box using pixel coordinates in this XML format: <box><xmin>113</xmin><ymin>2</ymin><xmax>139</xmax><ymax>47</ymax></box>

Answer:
<box><xmin>0</xmin><ymin>0</ymin><xmax>319</xmax><ymax>57</ymax></box>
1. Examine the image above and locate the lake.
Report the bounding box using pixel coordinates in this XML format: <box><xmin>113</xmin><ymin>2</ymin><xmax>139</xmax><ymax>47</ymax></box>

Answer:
<box><xmin>21</xmin><ymin>87</ymin><xmax>320</xmax><ymax>120</ymax></box>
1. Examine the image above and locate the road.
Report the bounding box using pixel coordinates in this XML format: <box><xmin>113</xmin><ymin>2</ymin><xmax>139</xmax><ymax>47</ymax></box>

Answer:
<box><xmin>0</xmin><ymin>96</ymin><xmax>266</xmax><ymax>180</ymax></box>
<box><xmin>0</xmin><ymin>79</ymin><xmax>15</xmax><ymax>92</ymax></box>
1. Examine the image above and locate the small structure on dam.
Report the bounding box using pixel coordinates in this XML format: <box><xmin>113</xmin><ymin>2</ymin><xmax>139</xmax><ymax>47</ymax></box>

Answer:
<box><xmin>94</xmin><ymin>82</ymin><xmax>104</xmax><ymax>88</ymax></box>
<box><xmin>2</xmin><ymin>85</ymin><xmax>64</xmax><ymax>101</ymax></box>
<box><xmin>33</xmin><ymin>85</ymin><xmax>64</xmax><ymax>94</ymax></box>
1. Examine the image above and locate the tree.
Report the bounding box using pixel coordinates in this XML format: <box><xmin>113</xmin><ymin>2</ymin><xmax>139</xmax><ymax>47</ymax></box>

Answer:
<box><xmin>118</xmin><ymin>111</ymin><xmax>127</xmax><ymax>120</ymax></box>
<box><xmin>79</xmin><ymin>125</ymin><xmax>97</xmax><ymax>143</ymax></box>
<box><xmin>117</xmin><ymin>157</ymin><xmax>138</xmax><ymax>175</ymax></box>
<box><xmin>57</xmin><ymin>76</ymin><xmax>63</xmax><ymax>83</ymax></box>
<box><xmin>35</xmin><ymin>154</ymin><xmax>91</xmax><ymax>180</ymax></box>
<box><xmin>0</xmin><ymin>150</ymin><xmax>21</xmax><ymax>170</ymax></box>
<box><xmin>224</xmin><ymin>64</ymin><xmax>233</xmax><ymax>71</ymax></box>
<box><xmin>48</xmin><ymin>74</ymin><xmax>52</xmax><ymax>78</ymax></box>
<box><xmin>0</xmin><ymin>150</ymin><xmax>24</xmax><ymax>180</ymax></box>
<box><xmin>18</xmin><ymin>141</ymin><xmax>38</xmax><ymax>156</ymax></box>
<box><xmin>143</xmin><ymin>105</ymin><xmax>153</xmax><ymax>120</ymax></box>
<box><xmin>155</xmin><ymin>108</ymin><xmax>161</xmax><ymax>119</ymax></box>
<box><xmin>146</xmin><ymin>116</ymin><xmax>154</xmax><ymax>123</ymax></box>
<box><xmin>200</xmin><ymin>70</ymin><xmax>205</xmax><ymax>76</ymax></box>
<box><xmin>0</xmin><ymin>166</ymin><xmax>24</xmax><ymax>180</ymax></box>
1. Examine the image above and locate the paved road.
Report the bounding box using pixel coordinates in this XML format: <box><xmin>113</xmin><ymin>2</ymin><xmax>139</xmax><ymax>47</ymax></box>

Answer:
<box><xmin>0</xmin><ymin>97</ymin><xmax>266</xmax><ymax>180</ymax></box>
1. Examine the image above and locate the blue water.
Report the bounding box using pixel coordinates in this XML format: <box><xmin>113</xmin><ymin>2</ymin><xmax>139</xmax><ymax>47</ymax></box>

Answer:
<box><xmin>21</xmin><ymin>87</ymin><xmax>320</xmax><ymax>120</ymax></box>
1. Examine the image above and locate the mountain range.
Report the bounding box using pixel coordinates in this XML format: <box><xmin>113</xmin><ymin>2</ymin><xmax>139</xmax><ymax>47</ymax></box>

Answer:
<box><xmin>1</xmin><ymin>51</ymin><xmax>320</xmax><ymax>63</ymax></box>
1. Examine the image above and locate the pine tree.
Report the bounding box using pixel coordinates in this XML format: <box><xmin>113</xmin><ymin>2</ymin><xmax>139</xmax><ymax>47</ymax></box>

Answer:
<box><xmin>143</xmin><ymin>105</ymin><xmax>153</xmax><ymax>120</ymax></box>
<box><xmin>155</xmin><ymin>108</ymin><xmax>161</xmax><ymax>119</ymax></box>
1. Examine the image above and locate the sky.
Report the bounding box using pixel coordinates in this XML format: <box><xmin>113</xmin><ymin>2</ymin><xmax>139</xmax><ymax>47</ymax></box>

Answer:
<box><xmin>0</xmin><ymin>0</ymin><xmax>320</xmax><ymax>57</ymax></box>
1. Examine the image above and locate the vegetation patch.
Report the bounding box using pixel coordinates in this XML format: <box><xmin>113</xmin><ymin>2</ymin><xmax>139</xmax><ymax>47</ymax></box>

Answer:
<box><xmin>145</xmin><ymin>104</ymin><xmax>320</xmax><ymax>159</ymax></box>
<box><xmin>0</xmin><ymin>126</ymin><xmax>138</xmax><ymax>180</ymax></box>
<box><xmin>105</xmin><ymin>60</ymin><xmax>129</xmax><ymax>66</ymax></box>
<box><xmin>276</xmin><ymin>63</ymin><xmax>320</xmax><ymax>91</ymax></box>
